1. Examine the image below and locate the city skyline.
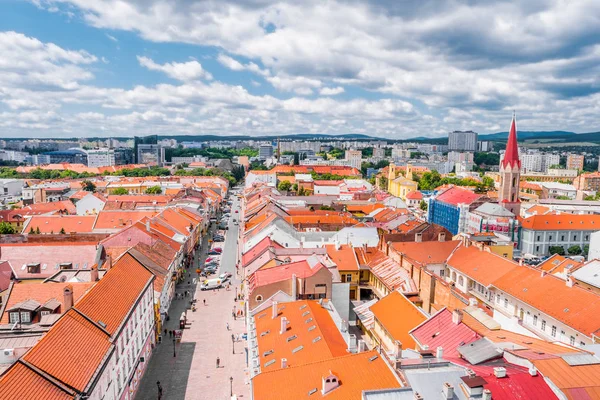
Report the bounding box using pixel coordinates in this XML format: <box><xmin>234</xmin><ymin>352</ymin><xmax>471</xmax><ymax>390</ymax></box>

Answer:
<box><xmin>1</xmin><ymin>1</ymin><xmax>600</xmax><ymax>138</ymax></box>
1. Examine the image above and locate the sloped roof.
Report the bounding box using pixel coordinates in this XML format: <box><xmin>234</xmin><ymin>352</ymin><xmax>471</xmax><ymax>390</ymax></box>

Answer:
<box><xmin>391</xmin><ymin>240</ymin><xmax>460</xmax><ymax>266</ymax></box>
<box><xmin>492</xmin><ymin>266</ymin><xmax>600</xmax><ymax>337</ymax></box>
<box><xmin>534</xmin><ymin>357</ymin><xmax>600</xmax><ymax>399</ymax></box>
<box><xmin>23</xmin><ymin>215</ymin><xmax>97</xmax><ymax>234</ymax></box>
<box><xmin>446</xmin><ymin>245</ymin><xmax>518</xmax><ymax>286</ymax></box>
<box><xmin>92</xmin><ymin>210</ymin><xmax>157</xmax><ymax>231</ymax></box>
<box><xmin>370</xmin><ymin>291</ymin><xmax>427</xmax><ymax>348</ymax></box>
<box><xmin>520</xmin><ymin>214</ymin><xmax>600</xmax><ymax>231</ymax></box>
<box><xmin>22</xmin><ymin>309</ymin><xmax>112</xmax><ymax>392</ymax></box>
<box><xmin>75</xmin><ymin>252</ymin><xmax>153</xmax><ymax>335</ymax></box>
<box><xmin>436</xmin><ymin>186</ymin><xmax>482</xmax><ymax>206</ymax></box>
<box><xmin>252</xmin><ymin>350</ymin><xmax>400</xmax><ymax>400</ymax></box>
<box><xmin>325</xmin><ymin>244</ymin><xmax>359</xmax><ymax>271</ymax></box>
<box><xmin>0</xmin><ymin>362</ymin><xmax>74</xmax><ymax>400</ymax></box>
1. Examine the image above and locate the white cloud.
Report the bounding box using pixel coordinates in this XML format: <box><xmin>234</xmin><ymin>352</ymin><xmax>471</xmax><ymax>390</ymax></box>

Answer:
<box><xmin>217</xmin><ymin>54</ymin><xmax>270</xmax><ymax>77</ymax></box>
<box><xmin>105</xmin><ymin>33</ymin><xmax>118</xmax><ymax>42</ymax></box>
<box><xmin>266</xmin><ymin>74</ymin><xmax>322</xmax><ymax>95</ymax></box>
<box><xmin>320</xmin><ymin>86</ymin><xmax>344</xmax><ymax>96</ymax></box>
<box><xmin>137</xmin><ymin>56</ymin><xmax>212</xmax><ymax>81</ymax></box>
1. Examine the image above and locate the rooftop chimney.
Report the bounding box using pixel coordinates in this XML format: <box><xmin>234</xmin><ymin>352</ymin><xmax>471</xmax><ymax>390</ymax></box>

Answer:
<box><xmin>415</xmin><ymin>232</ymin><xmax>422</xmax><ymax>243</ymax></box>
<box><xmin>271</xmin><ymin>301</ymin><xmax>278</xmax><ymax>319</ymax></box>
<box><xmin>436</xmin><ymin>346</ymin><xmax>444</xmax><ymax>359</ymax></box>
<box><xmin>280</xmin><ymin>316</ymin><xmax>288</xmax><ymax>334</ymax></box>
<box><xmin>482</xmin><ymin>389</ymin><xmax>492</xmax><ymax>400</ymax></box>
<box><xmin>146</xmin><ymin>220</ymin><xmax>150</xmax><ymax>232</ymax></box>
<box><xmin>442</xmin><ymin>383</ymin><xmax>454</xmax><ymax>400</ymax></box>
<box><xmin>281</xmin><ymin>358</ymin><xmax>288</xmax><ymax>368</ymax></box>
<box><xmin>438</xmin><ymin>232</ymin><xmax>446</xmax><ymax>242</ymax></box>
<box><xmin>321</xmin><ymin>372</ymin><xmax>340</xmax><ymax>395</ymax></box>
<box><xmin>394</xmin><ymin>340</ymin><xmax>403</xmax><ymax>360</ymax></box>
<box><xmin>63</xmin><ymin>284</ymin><xmax>74</xmax><ymax>311</ymax></box>
<box><xmin>566</xmin><ymin>276</ymin><xmax>574</xmax><ymax>288</ymax></box>
<box><xmin>90</xmin><ymin>265</ymin><xmax>99</xmax><ymax>282</ymax></box>
<box><xmin>452</xmin><ymin>310</ymin><xmax>463</xmax><ymax>325</ymax></box>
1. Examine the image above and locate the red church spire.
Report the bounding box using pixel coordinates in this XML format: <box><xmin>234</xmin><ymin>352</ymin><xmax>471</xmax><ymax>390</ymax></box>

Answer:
<box><xmin>502</xmin><ymin>113</ymin><xmax>520</xmax><ymax>169</ymax></box>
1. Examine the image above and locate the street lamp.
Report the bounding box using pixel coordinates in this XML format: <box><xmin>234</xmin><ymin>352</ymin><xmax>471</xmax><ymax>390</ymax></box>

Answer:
<box><xmin>173</xmin><ymin>338</ymin><xmax>176</xmax><ymax>358</ymax></box>
<box><xmin>230</xmin><ymin>376</ymin><xmax>233</xmax><ymax>397</ymax></box>
<box><xmin>231</xmin><ymin>333</ymin><xmax>235</xmax><ymax>354</ymax></box>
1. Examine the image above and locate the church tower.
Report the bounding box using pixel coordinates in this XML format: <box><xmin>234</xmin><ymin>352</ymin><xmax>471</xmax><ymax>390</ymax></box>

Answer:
<box><xmin>499</xmin><ymin>114</ymin><xmax>521</xmax><ymax>216</ymax></box>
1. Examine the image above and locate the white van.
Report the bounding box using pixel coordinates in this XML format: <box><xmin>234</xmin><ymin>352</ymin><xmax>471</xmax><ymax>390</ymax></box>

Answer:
<box><xmin>200</xmin><ymin>278</ymin><xmax>223</xmax><ymax>291</ymax></box>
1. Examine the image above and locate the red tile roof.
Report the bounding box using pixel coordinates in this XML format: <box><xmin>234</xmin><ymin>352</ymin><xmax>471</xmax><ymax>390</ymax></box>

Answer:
<box><xmin>391</xmin><ymin>240</ymin><xmax>460</xmax><ymax>266</ymax></box>
<box><xmin>22</xmin><ymin>309</ymin><xmax>112</xmax><ymax>392</ymax></box>
<box><xmin>436</xmin><ymin>186</ymin><xmax>482</xmax><ymax>206</ymax></box>
<box><xmin>325</xmin><ymin>244</ymin><xmax>359</xmax><ymax>271</ymax></box>
<box><xmin>249</xmin><ymin>259</ymin><xmax>326</xmax><ymax>291</ymax></box>
<box><xmin>446</xmin><ymin>245</ymin><xmax>518</xmax><ymax>286</ymax></box>
<box><xmin>0</xmin><ymin>362</ymin><xmax>74</xmax><ymax>400</ymax></box>
<box><xmin>75</xmin><ymin>252</ymin><xmax>153</xmax><ymax>335</ymax></box>
<box><xmin>23</xmin><ymin>215</ymin><xmax>97</xmax><ymax>234</ymax></box>
<box><xmin>405</xmin><ymin>190</ymin><xmax>423</xmax><ymax>200</ymax></box>
<box><xmin>92</xmin><ymin>210</ymin><xmax>157</xmax><ymax>231</ymax></box>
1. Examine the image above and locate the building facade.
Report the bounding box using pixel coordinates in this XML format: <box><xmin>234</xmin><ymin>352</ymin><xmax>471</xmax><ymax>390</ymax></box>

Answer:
<box><xmin>448</xmin><ymin>131</ymin><xmax>478</xmax><ymax>151</ymax></box>
<box><xmin>498</xmin><ymin>115</ymin><xmax>521</xmax><ymax>216</ymax></box>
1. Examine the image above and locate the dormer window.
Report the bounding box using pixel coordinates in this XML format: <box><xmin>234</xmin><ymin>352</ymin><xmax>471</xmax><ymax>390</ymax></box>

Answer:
<box><xmin>322</xmin><ymin>371</ymin><xmax>340</xmax><ymax>395</ymax></box>
<box><xmin>27</xmin><ymin>263</ymin><xmax>41</xmax><ymax>274</ymax></box>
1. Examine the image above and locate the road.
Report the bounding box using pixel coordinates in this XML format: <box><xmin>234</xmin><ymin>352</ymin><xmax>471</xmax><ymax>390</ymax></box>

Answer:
<box><xmin>135</xmin><ymin>191</ymin><xmax>249</xmax><ymax>400</ymax></box>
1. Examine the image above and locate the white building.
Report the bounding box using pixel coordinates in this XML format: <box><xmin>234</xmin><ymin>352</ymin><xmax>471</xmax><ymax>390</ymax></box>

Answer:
<box><xmin>345</xmin><ymin>150</ymin><xmax>362</xmax><ymax>170</ymax></box>
<box><xmin>246</xmin><ymin>171</ymin><xmax>277</xmax><ymax>188</ymax></box>
<box><xmin>540</xmin><ymin>182</ymin><xmax>577</xmax><ymax>200</ymax></box>
<box><xmin>75</xmin><ymin>192</ymin><xmax>107</xmax><ymax>215</ymax></box>
<box><xmin>259</xmin><ymin>145</ymin><xmax>274</xmax><ymax>161</ymax></box>
<box><xmin>0</xmin><ymin>179</ymin><xmax>24</xmax><ymax>203</ymax></box>
<box><xmin>87</xmin><ymin>148</ymin><xmax>116</xmax><ymax>167</ymax></box>
<box><xmin>448</xmin><ymin>131</ymin><xmax>477</xmax><ymax>151</ymax></box>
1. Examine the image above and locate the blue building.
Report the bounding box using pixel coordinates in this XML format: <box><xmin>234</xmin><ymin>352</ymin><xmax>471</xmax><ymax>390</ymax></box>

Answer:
<box><xmin>428</xmin><ymin>186</ymin><xmax>485</xmax><ymax>235</ymax></box>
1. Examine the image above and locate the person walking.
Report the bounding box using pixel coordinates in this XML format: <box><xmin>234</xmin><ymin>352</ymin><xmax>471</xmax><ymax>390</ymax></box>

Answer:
<box><xmin>226</xmin><ymin>322</ymin><xmax>230</xmax><ymax>331</ymax></box>
<box><xmin>203</xmin><ymin>299</ymin><xmax>206</xmax><ymax>306</ymax></box>
<box><xmin>157</xmin><ymin>381</ymin><xmax>163</xmax><ymax>400</ymax></box>
<box><xmin>216</xmin><ymin>357</ymin><xmax>220</xmax><ymax>368</ymax></box>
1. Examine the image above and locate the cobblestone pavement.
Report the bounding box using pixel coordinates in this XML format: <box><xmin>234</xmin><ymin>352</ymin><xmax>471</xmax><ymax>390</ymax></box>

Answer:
<box><xmin>136</xmin><ymin>195</ymin><xmax>249</xmax><ymax>400</ymax></box>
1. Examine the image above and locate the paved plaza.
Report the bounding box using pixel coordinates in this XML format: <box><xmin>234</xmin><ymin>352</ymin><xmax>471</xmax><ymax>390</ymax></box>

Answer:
<box><xmin>136</xmin><ymin>196</ymin><xmax>249</xmax><ymax>400</ymax></box>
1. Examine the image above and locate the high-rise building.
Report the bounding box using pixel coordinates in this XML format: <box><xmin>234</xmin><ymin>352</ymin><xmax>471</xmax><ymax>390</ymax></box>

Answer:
<box><xmin>134</xmin><ymin>135</ymin><xmax>163</xmax><ymax>166</ymax></box>
<box><xmin>498</xmin><ymin>115</ymin><xmax>521</xmax><ymax>216</ymax></box>
<box><xmin>86</xmin><ymin>148</ymin><xmax>115</xmax><ymax>167</ymax></box>
<box><xmin>448</xmin><ymin>131</ymin><xmax>478</xmax><ymax>151</ymax></box>
<box><xmin>567</xmin><ymin>154</ymin><xmax>584</xmax><ymax>171</ymax></box>
<box><xmin>259</xmin><ymin>144</ymin><xmax>274</xmax><ymax>161</ymax></box>
<box><xmin>373</xmin><ymin>147</ymin><xmax>385</xmax><ymax>159</ymax></box>
<box><xmin>345</xmin><ymin>150</ymin><xmax>362</xmax><ymax>170</ymax></box>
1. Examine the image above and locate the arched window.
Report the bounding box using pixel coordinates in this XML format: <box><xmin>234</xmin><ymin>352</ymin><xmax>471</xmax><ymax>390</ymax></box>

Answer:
<box><xmin>458</xmin><ymin>276</ymin><xmax>464</xmax><ymax>286</ymax></box>
<box><xmin>255</xmin><ymin>295</ymin><xmax>263</xmax><ymax>303</ymax></box>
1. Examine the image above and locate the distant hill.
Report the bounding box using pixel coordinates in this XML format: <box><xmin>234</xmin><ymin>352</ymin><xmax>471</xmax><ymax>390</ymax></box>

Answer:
<box><xmin>480</xmin><ymin>131</ymin><xmax>578</xmax><ymax>140</ymax></box>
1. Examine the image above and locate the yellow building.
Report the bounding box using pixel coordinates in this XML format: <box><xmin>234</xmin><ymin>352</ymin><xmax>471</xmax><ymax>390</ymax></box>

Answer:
<box><xmin>387</xmin><ymin>163</ymin><xmax>418</xmax><ymax>200</ymax></box>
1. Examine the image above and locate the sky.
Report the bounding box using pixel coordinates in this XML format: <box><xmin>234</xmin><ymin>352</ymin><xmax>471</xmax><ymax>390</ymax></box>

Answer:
<box><xmin>1</xmin><ymin>0</ymin><xmax>599</xmax><ymax>139</ymax></box>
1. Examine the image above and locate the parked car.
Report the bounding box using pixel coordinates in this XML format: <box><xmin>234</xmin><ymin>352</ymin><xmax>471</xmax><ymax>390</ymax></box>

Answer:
<box><xmin>205</xmin><ymin>257</ymin><xmax>216</xmax><ymax>263</ymax></box>
<box><xmin>204</xmin><ymin>266</ymin><xmax>218</xmax><ymax>273</ymax></box>
<box><xmin>200</xmin><ymin>278</ymin><xmax>223</xmax><ymax>291</ymax></box>
<box><xmin>208</xmin><ymin>250</ymin><xmax>221</xmax><ymax>255</ymax></box>
<box><xmin>212</xmin><ymin>247</ymin><xmax>223</xmax><ymax>253</ymax></box>
<box><xmin>219</xmin><ymin>272</ymin><xmax>232</xmax><ymax>281</ymax></box>
<box><xmin>213</xmin><ymin>236</ymin><xmax>224</xmax><ymax>242</ymax></box>
<box><xmin>235</xmin><ymin>210</ymin><xmax>239</xmax><ymax>213</ymax></box>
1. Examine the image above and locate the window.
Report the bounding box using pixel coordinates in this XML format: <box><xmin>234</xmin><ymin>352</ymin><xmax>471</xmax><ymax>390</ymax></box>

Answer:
<box><xmin>585</xmin><ymin>235</ymin><xmax>589</xmax><ymax>241</ymax></box>
<box><xmin>496</xmin><ymin>294</ymin><xmax>501</xmax><ymax>303</ymax></box>
<box><xmin>537</xmin><ymin>235</ymin><xmax>541</xmax><ymax>241</ymax></box>
<box><xmin>536</xmin><ymin>246</ymin><xmax>540</xmax><ymax>252</ymax></box>
<box><xmin>551</xmin><ymin>326</ymin><xmax>557</xmax><ymax>337</ymax></box>
<box><xmin>561</xmin><ymin>235</ymin><xmax>565</xmax><ymax>241</ymax></box>
<box><xmin>345</xmin><ymin>274</ymin><xmax>352</xmax><ymax>283</ymax></box>
<box><xmin>504</xmin><ymin>298</ymin><xmax>508</xmax><ymax>308</ymax></box>
<box><xmin>541</xmin><ymin>320</ymin><xmax>546</xmax><ymax>330</ymax></box>
<box><xmin>570</xmin><ymin>336</ymin><xmax>575</xmax><ymax>346</ymax></box>
<box><xmin>573</xmin><ymin>235</ymin><xmax>577</xmax><ymax>241</ymax></box>
<box><xmin>533</xmin><ymin>315</ymin><xmax>538</xmax><ymax>326</ymax></box>
<box><xmin>255</xmin><ymin>295</ymin><xmax>263</xmax><ymax>303</ymax></box>
<box><xmin>580</xmin><ymin>341</ymin><xmax>586</xmax><ymax>346</ymax></box>
<box><xmin>549</xmin><ymin>236</ymin><xmax>552</xmax><ymax>241</ymax></box>
<box><xmin>440</xmin><ymin>269</ymin><xmax>445</xmax><ymax>278</ymax></box>
<box><xmin>20</xmin><ymin>312</ymin><xmax>31</xmax><ymax>323</ymax></box>
<box><xmin>458</xmin><ymin>276</ymin><xmax>464</xmax><ymax>286</ymax></box>
<box><xmin>27</xmin><ymin>264</ymin><xmax>40</xmax><ymax>274</ymax></box>
<box><xmin>9</xmin><ymin>312</ymin><xmax>19</xmax><ymax>324</ymax></box>
<box><xmin>40</xmin><ymin>310</ymin><xmax>50</xmax><ymax>317</ymax></box>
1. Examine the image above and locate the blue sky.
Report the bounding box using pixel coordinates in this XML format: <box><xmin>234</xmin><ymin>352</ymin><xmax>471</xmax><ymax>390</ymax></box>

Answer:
<box><xmin>1</xmin><ymin>0</ymin><xmax>600</xmax><ymax>139</ymax></box>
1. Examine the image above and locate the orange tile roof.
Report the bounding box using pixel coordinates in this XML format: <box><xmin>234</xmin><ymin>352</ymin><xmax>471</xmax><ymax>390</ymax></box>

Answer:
<box><xmin>538</xmin><ymin>254</ymin><xmax>583</xmax><ymax>273</ymax></box>
<box><xmin>284</xmin><ymin>214</ymin><xmax>356</xmax><ymax>225</ymax></box>
<box><xmin>325</xmin><ymin>244</ymin><xmax>359</xmax><ymax>271</ymax></box>
<box><xmin>391</xmin><ymin>240</ymin><xmax>460</xmax><ymax>265</ymax></box>
<box><xmin>346</xmin><ymin>203</ymin><xmax>385</xmax><ymax>214</ymax></box>
<box><xmin>22</xmin><ymin>309</ymin><xmax>112</xmax><ymax>392</ymax></box>
<box><xmin>370</xmin><ymin>291</ymin><xmax>427</xmax><ymax>348</ymax></box>
<box><xmin>23</xmin><ymin>215</ymin><xmax>97</xmax><ymax>234</ymax></box>
<box><xmin>276</xmin><ymin>175</ymin><xmax>296</xmax><ymax>184</ymax></box>
<box><xmin>405</xmin><ymin>190</ymin><xmax>423</xmax><ymax>200</ymax></box>
<box><xmin>252</xmin><ymin>350</ymin><xmax>401</xmax><ymax>400</ymax></box>
<box><xmin>534</xmin><ymin>357</ymin><xmax>600</xmax><ymax>399</ymax></box>
<box><xmin>394</xmin><ymin>219</ymin><xmax>423</xmax><ymax>233</ymax></box>
<box><xmin>1</xmin><ymin>282</ymin><xmax>94</xmax><ymax>323</ymax></box>
<box><xmin>106</xmin><ymin>194</ymin><xmax>172</xmax><ymax>204</ymax></box>
<box><xmin>75</xmin><ymin>252</ymin><xmax>153</xmax><ymax>335</ymax></box>
<box><xmin>254</xmin><ymin>300</ymin><xmax>348</xmax><ymax>372</ymax></box>
<box><xmin>526</xmin><ymin>205</ymin><xmax>550</xmax><ymax>215</ymax></box>
<box><xmin>93</xmin><ymin>210</ymin><xmax>157</xmax><ymax>230</ymax></box>
<box><xmin>493</xmin><ymin>266</ymin><xmax>600</xmax><ymax>336</ymax></box>
<box><xmin>521</xmin><ymin>214</ymin><xmax>600</xmax><ymax>231</ymax></box>
<box><xmin>250</xmin><ymin>260</ymin><xmax>326</xmax><ymax>291</ymax></box>
<box><xmin>446</xmin><ymin>245</ymin><xmax>518</xmax><ymax>286</ymax></box>
<box><xmin>0</xmin><ymin>362</ymin><xmax>74</xmax><ymax>400</ymax></box>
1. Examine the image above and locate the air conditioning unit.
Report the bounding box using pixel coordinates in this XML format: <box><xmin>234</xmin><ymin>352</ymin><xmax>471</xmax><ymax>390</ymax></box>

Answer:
<box><xmin>4</xmin><ymin>349</ymin><xmax>14</xmax><ymax>356</ymax></box>
<box><xmin>494</xmin><ymin>367</ymin><xmax>506</xmax><ymax>378</ymax></box>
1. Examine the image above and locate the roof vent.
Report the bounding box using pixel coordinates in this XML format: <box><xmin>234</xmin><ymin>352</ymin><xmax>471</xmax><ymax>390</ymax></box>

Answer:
<box><xmin>308</xmin><ymin>325</ymin><xmax>316</xmax><ymax>332</ymax></box>
<box><xmin>494</xmin><ymin>367</ymin><xmax>507</xmax><ymax>378</ymax></box>
<box><xmin>263</xmin><ymin>349</ymin><xmax>274</xmax><ymax>357</ymax></box>
<box><xmin>260</xmin><ymin>330</ymin><xmax>270</xmax><ymax>337</ymax></box>
<box><xmin>302</xmin><ymin>311</ymin><xmax>310</xmax><ymax>317</ymax></box>
<box><xmin>312</xmin><ymin>336</ymin><xmax>322</xmax><ymax>343</ymax></box>
<box><xmin>98</xmin><ymin>320</ymin><xmax>107</xmax><ymax>329</ymax></box>
<box><xmin>264</xmin><ymin>359</ymin><xmax>275</xmax><ymax>368</ymax></box>
<box><xmin>292</xmin><ymin>345</ymin><xmax>304</xmax><ymax>353</ymax></box>
<box><xmin>287</xmin><ymin>335</ymin><xmax>297</xmax><ymax>342</ymax></box>
<box><xmin>308</xmin><ymin>388</ymin><xmax>317</xmax><ymax>396</ymax></box>
<box><xmin>305</xmin><ymin>317</ymin><xmax>313</xmax><ymax>324</ymax></box>
<box><xmin>369</xmin><ymin>355</ymin><xmax>378</xmax><ymax>362</ymax></box>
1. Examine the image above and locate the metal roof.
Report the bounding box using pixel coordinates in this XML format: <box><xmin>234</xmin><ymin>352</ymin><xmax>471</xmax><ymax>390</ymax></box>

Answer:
<box><xmin>457</xmin><ymin>338</ymin><xmax>504</xmax><ymax>365</ymax></box>
<box><xmin>560</xmin><ymin>353</ymin><xmax>600</xmax><ymax>366</ymax></box>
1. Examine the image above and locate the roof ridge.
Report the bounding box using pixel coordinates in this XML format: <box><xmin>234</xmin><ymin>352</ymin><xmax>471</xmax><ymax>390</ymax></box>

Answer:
<box><xmin>17</xmin><ymin>359</ymin><xmax>77</xmax><ymax>397</ymax></box>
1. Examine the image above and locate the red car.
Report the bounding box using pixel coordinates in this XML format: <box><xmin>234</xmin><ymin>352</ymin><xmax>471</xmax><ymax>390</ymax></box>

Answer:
<box><xmin>212</xmin><ymin>247</ymin><xmax>223</xmax><ymax>253</ymax></box>
<box><xmin>205</xmin><ymin>257</ymin><xmax>215</xmax><ymax>263</ymax></box>
<box><xmin>235</xmin><ymin>210</ymin><xmax>239</xmax><ymax>213</ymax></box>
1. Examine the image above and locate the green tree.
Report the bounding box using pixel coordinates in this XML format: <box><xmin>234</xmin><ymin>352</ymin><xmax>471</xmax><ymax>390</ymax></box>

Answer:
<box><xmin>419</xmin><ymin>200</ymin><xmax>428</xmax><ymax>211</ymax></box>
<box><xmin>112</xmin><ymin>187</ymin><xmax>129</xmax><ymax>195</ymax></box>
<box><xmin>145</xmin><ymin>185</ymin><xmax>163</xmax><ymax>194</ymax></box>
<box><xmin>277</xmin><ymin>180</ymin><xmax>292</xmax><ymax>191</ymax></box>
<box><xmin>292</xmin><ymin>183</ymin><xmax>298</xmax><ymax>191</ymax></box>
<box><xmin>584</xmin><ymin>244</ymin><xmax>590</xmax><ymax>255</ymax></box>
<box><xmin>554</xmin><ymin>195</ymin><xmax>571</xmax><ymax>200</ymax></box>
<box><xmin>0</xmin><ymin>222</ymin><xmax>16</xmax><ymax>234</ymax></box>
<box><xmin>59</xmin><ymin>227</ymin><xmax>66</xmax><ymax>234</ymax></box>
<box><xmin>29</xmin><ymin>227</ymin><xmax>35</xmax><ymax>234</ymax></box>
<box><xmin>81</xmin><ymin>180</ymin><xmax>96</xmax><ymax>192</ymax></box>
<box><xmin>320</xmin><ymin>205</ymin><xmax>334</xmax><ymax>211</ymax></box>
<box><xmin>232</xmin><ymin>165</ymin><xmax>246</xmax><ymax>182</ymax></box>
<box><xmin>35</xmin><ymin>227</ymin><xmax>41</xmax><ymax>234</ymax></box>
<box><xmin>549</xmin><ymin>246</ymin><xmax>565</xmax><ymax>256</ymax></box>
<box><xmin>567</xmin><ymin>245</ymin><xmax>582</xmax><ymax>255</ymax></box>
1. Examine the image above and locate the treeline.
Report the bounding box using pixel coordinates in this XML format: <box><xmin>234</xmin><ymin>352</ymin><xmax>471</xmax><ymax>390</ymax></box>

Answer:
<box><xmin>414</xmin><ymin>170</ymin><xmax>495</xmax><ymax>193</ymax></box>
<box><xmin>165</xmin><ymin>146</ymin><xmax>257</xmax><ymax>161</ymax></box>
